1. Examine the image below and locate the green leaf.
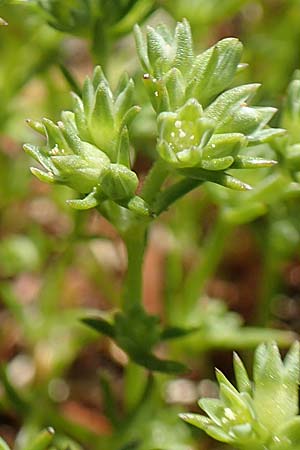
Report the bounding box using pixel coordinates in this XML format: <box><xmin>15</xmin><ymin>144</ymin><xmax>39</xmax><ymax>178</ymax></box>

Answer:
<box><xmin>82</xmin><ymin>76</ymin><xmax>94</xmax><ymax>117</ymax></box>
<box><xmin>179</xmin><ymin>413</ymin><xmax>212</xmax><ymax>430</ymax></box>
<box><xmin>0</xmin><ymin>364</ymin><xmax>28</xmax><ymax>414</ymax></box>
<box><xmin>205</xmin><ymin>425</ymin><xmax>233</xmax><ymax>443</ymax></box>
<box><xmin>30</xmin><ymin>167</ymin><xmax>55</xmax><ymax>184</ymax></box>
<box><xmin>180</xmin><ymin>168</ymin><xmax>252</xmax><ymax>191</ymax></box>
<box><xmin>66</xmin><ymin>190</ymin><xmax>100</xmax><ymax>210</ymax></box>
<box><xmin>100</xmin><ymin>164</ymin><xmax>138</xmax><ymax>201</ymax></box>
<box><xmin>126</xmin><ymin>196</ymin><xmax>151</xmax><ymax>217</ymax></box>
<box><xmin>24</xmin><ymin>144</ymin><xmax>53</xmax><ymax>172</ymax></box>
<box><xmin>200</xmin><ymin>156</ymin><xmax>234</xmax><ymax>171</ymax></box>
<box><xmin>99</xmin><ymin>373</ymin><xmax>120</xmax><ymax>427</ymax></box>
<box><xmin>116</xmin><ymin>127</ymin><xmax>131</xmax><ymax>167</ymax></box>
<box><xmin>164</xmin><ymin>68</ymin><xmax>185</xmax><ymax>110</ymax></box>
<box><xmin>59</xmin><ymin>111</ymin><xmax>82</xmax><ymax>153</ymax></box>
<box><xmin>134</xmin><ymin>24</ymin><xmax>150</xmax><ymax>72</ymax></box>
<box><xmin>198</xmin><ymin>398</ymin><xmax>223</xmax><ymax>425</ymax></box>
<box><xmin>187</xmin><ymin>38</ymin><xmax>243</xmax><ymax>106</ymax></box>
<box><xmin>231</xmin><ymin>156</ymin><xmax>277</xmax><ymax>169</ymax></box>
<box><xmin>160</xmin><ymin>326</ymin><xmax>199</xmax><ymax>340</ymax></box>
<box><xmin>283</xmin><ymin>341</ymin><xmax>300</xmax><ymax>384</ymax></box>
<box><xmin>248</xmin><ymin>128</ymin><xmax>286</xmax><ymax>144</ymax></box>
<box><xmin>146</xmin><ymin>26</ymin><xmax>171</xmax><ymax>69</ymax></box>
<box><xmin>23</xmin><ymin>428</ymin><xmax>55</xmax><ymax>450</ymax></box>
<box><xmin>233</xmin><ymin>352</ymin><xmax>252</xmax><ymax>394</ymax></box>
<box><xmin>133</xmin><ymin>352</ymin><xmax>186</xmax><ymax>374</ymax></box>
<box><xmin>205</xmin><ymin>84</ymin><xmax>260</xmax><ymax>125</ymax></box>
<box><xmin>26</xmin><ymin>119</ymin><xmax>46</xmax><ymax>136</ymax></box>
<box><xmin>115</xmin><ymin>78</ymin><xmax>135</xmax><ymax>124</ymax></box>
<box><xmin>256</xmin><ymin>341</ymin><xmax>283</xmax><ymax>385</ymax></box>
<box><xmin>81</xmin><ymin>317</ymin><xmax>116</xmax><ymax>339</ymax></box>
<box><xmin>215</xmin><ymin>368</ymin><xmax>237</xmax><ymax>392</ymax></box>
<box><xmin>71</xmin><ymin>92</ymin><xmax>91</xmax><ymax>141</ymax></box>
<box><xmin>42</xmin><ymin>118</ymin><xmax>70</xmax><ymax>152</ymax></box>
<box><xmin>92</xmin><ymin>65</ymin><xmax>108</xmax><ymax>90</ymax></box>
<box><xmin>173</xmin><ymin>19</ymin><xmax>194</xmax><ymax>75</ymax></box>
<box><xmin>90</xmin><ymin>82</ymin><xmax>115</xmax><ymax>152</ymax></box>
<box><xmin>202</xmin><ymin>133</ymin><xmax>247</xmax><ymax>160</ymax></box>
<box><xmin>219</xmin><ymin>382</ymin><xmax>248</xmax><ymax>413</ymax></box>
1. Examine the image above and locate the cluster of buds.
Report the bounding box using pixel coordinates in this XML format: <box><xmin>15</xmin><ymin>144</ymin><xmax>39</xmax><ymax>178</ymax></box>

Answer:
<box><xmin>39</xmin><ymin>0</ymin><xmax>95</xmax><ymax>35</ymax></box>
<box><xmin>24</xmin><ymin>66</ymin><xmax>149</xmax><ymax>215</ymax></box>
<box><xmin>135</xmin><ymin>20</ymin><xmax>285</xmax><ymax>189</ymax></box>
<box><xmin>181</xmin><ymin>342</ymin><xmax>300</xmax><ymax>450</ymax></box>
<box><xmin>20</xmin><ymin>0</ymin><xmax>154</xmax><ymax>38</ymax></box>
<box><xmin>24</xmin><ymin>19</ymin><xmax>287</xmax><ymax>218</ymax></box>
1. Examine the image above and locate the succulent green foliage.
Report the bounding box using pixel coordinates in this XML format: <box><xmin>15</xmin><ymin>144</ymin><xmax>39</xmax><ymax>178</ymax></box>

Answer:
<box><xmin>24</xmin><ymin>66</ymin><xmax>149</xmax><ymax>215</ymax></box>
<box><xmin>135</xmin><ymin>20</ymin><xmax>284</xmax><ymax>190</ymax></box>
<box><xmin>181</xmin><ymin>342</ymin><xmax>300</xmax><ymax>450</ymax></box>
<box><xmin>134</xmin><ymin>19</ymin><xmax>243</xmax><ymax>111</ymax></box>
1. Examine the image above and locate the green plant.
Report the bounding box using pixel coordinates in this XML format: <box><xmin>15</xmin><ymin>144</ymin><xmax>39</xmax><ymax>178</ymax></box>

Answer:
<box><xmin>181</xmin><ymin>342</ymin><xmax>300</xmax><ymax>450</ymax></box>
<box><xmin>23</xmin><ymin>19</ymin><xmax>288</xmax><ymax>375</ymax></box>
<box><xmin>1</xmin><ymin>3</ymin><xmax>300</xmax><ymax>449</ymax></box>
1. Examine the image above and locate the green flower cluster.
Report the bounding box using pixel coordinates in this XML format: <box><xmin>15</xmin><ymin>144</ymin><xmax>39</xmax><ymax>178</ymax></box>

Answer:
<box><xmin>24</xmin><ymin>66</ymin><xmax>149</xmax><ymax>215</ymax></box>
<box><xmin>24</xmin><ymin>19</ymin><xmax>286</xmax><ymax>218</ymax></box>
<box><xmin>35</xmin><ymin>0</ymin><xmax>96</xmax><ymax>35</ymax></box>
<box><xmin>21</xmin><ymin>0</ymin><xmax>155</xmax><ymax>38</ymax></box>
<box><xmin>135</xmin><ymin>20</ymin><xmax>284</xmax><ymax>187</ymax></box>
<box><xmin>181</xmin><ymin>342</ymin><xmax>300</xmax><ymax>450</ymax></box>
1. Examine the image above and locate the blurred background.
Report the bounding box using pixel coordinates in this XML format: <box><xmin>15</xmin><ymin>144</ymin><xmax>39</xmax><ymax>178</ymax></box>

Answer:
<box><xmin>1</xmin><ymin>1</ymin><xmax>300</xmax><ymax>449</ymax></box>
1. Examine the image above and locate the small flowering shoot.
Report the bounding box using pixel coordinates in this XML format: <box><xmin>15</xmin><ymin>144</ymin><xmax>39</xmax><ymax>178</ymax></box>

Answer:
<box><xmin>135</xmin><ymin>19</ymin><xmax>284</xmax><ymax>190</ymax></box>
<box><xmin>25</xmin><ymin>19</ymin><xmax>284</xmax><ymax>219</ymax></box>
<box><xmin>24</xmin><ymin>66</ymin><xmax>149</xmax><ymax>216</ymax></box>
<box><xmin>180</xmin><ymin>342</ymin><xmax>300</xmax><ymax>450</ymax></box>
<box><xmin>24</xmin><ymin>19</ymin><xmax>286</xmax><ymax>374</ymax></box>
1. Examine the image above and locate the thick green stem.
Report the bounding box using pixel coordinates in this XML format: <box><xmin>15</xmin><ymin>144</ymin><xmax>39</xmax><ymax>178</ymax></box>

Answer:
<box><xmin>154</xmin><ymin>178</ymin><xmax>202</xmax><ymax>215</ymax></box>
<box><xmin>182</xmin><ymin>214</ymin><xmax>232</xmax><ymax>319</ymax></box>
<box><xmin>141</xmin><ymin>158</ymin><xmax>169</xmax><ymax>205</ymax></box>
<box><xmin>123</xmin><ymin>225</ymin><xmax>148</xmax><ymax>311</ymax></box>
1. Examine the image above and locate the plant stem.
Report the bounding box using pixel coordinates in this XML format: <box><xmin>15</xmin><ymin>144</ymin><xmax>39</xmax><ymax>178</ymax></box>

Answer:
<box><xmin>123</xmin><ymin>225</ymin><xmax>148</xmax><ymax>311</ymax></box>
<box><xmin>154</xmin><ymin>178</ymin><xmax>202</xmax><ymax>215</ymax></box>
<box><xmin>182</xmin><ymin>214</ymin><xmax>232</xmax><ymax>319</ymax></box>
<box><xmin>58</xmin><ymin>62</ymin><xmax>81</xmax><ymax>95</ymax></box>
<box><xmin>91</xmin><ymin>20</ymin><xmax>110</xmax><ymax>69</ymax></box>
<box><xmin>141</xmin><ymin>158</ymin><xmax>169</xmax><ymax>204</ymax></box>
<box><xmin>256</xmin><ymin>227</ymin><xmax>281</xmax><ymax>325</ymax></box>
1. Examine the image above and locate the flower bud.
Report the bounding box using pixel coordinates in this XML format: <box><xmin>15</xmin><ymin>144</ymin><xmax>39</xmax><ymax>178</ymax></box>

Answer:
<box><xmin>100</xmin><ymin>163</ymin><xmax>139</xmax><ymax>201</ymax></box>
<box><xmin>157</xmin><ymin>98</ymin><xmax>215</xmax><ymax>168</ymax></box>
